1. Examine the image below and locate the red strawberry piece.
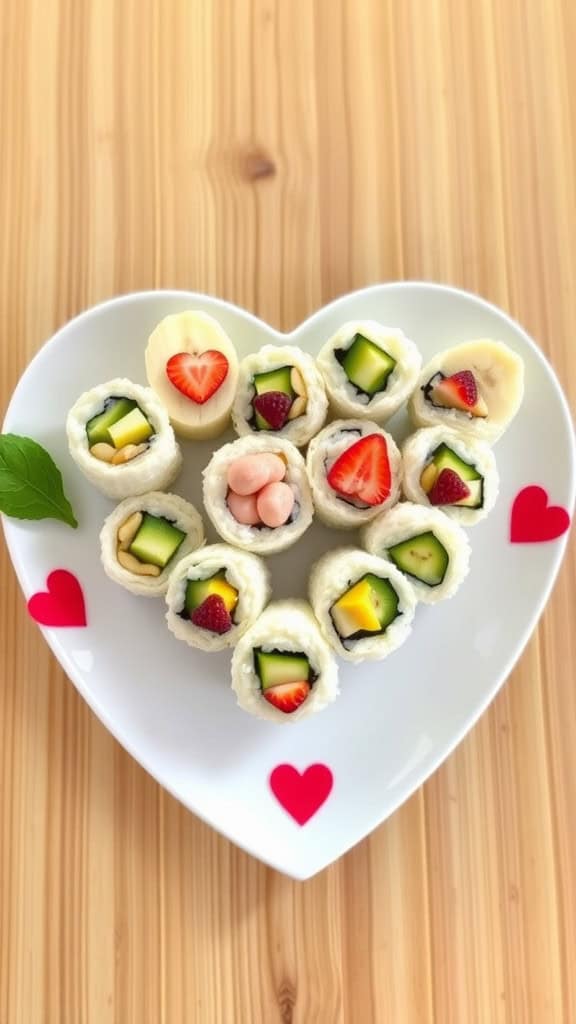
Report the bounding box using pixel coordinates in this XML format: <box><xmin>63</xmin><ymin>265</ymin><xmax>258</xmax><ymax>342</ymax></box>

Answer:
<box><xmin>264</xmin><ymin>681</ymin><xmax>311</xmax><ymax>714</ymax></box>
<box><xmin>326</xmin><ymin>434</ymin><xmax>391</xmax><ymax>507</ymax></box>
<box><xmin>190</xmin><ymin>594</ymin><xmax>232</xmax><ymax>634</ymax></box>
<box><xmin>166</xmin><ymin>350</ymin><xmax>229</xmax><ymax>405</ymax></box>
<box><xmin>432</xmin><ymin>370</ymin><xmax>487</xmax><ymax>415</ymax></box>
<box><xmin>253</xmin><ymin>391</ymin><xmax>293</xmax><ymax>430</ymax></box>
<box><xmin>428</xmin><ymin>468</ymin><xmax>470</xmax><ymax>506</ymax></box>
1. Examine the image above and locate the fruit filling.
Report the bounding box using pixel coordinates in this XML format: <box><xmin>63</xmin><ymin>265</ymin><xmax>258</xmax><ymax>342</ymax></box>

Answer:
<box><xmin>226</xmin><ymin>453</ymin><xmax>296</xmax><ymax>528</ymax></box>
<box><xmin>335</xmin><ymin>334</ymin><xmax>396</xmax><ymax>396</ymax></box>
<box><xmin>419</xmin><ymin>443</ymin><xmax>484</xmax><ymax>509</ymax></box>
<box><xmin>116</xmin><ymin>512</ymin><xmax>186</xmax><ymax>578</ymax></box>
<box><xmin>423</xmin><ymin>370</ymin><xmax>488</xmax><ymax>418</ymax></box>
<box><xmin>254</xmin><ymin>648</ymin><xmax>315</xmax><ymax>714</ymax></box>
<box><xmin>250</xmin><ymin>365</ymin><xmax>307</xmax><ymax>430</ymax></box>
<box><xmin>387</xmin><ymin>531</ymin><xmax>449</xmax><ymax>586</ymax></box>
<box><xmin>326</xmin><ymin>433</ymin><xmax>391</xmax><ymax>508</ymax></box>
<box><xmin>87</xmin><ymin>397</ymin><xmax>154</xmax><ymax>465</ymax></box>
<box><xmin>166</xmin><ymin>350</ymin><xmax>229</xmax><ymax>404</ymax></box>
<box><xmin>184</xmin><ymin>571</ymin><xmax>239</xmax><ymax>634</ymax></box>
<box><xmin>330</xmin><ymin>574</ymin><xmax>400</xmax><ymax>641</ymax></box>
<box><xmin>182</xmin><ymin>573</ymin><xmax>238</xmax><ymax>634</ymax></box>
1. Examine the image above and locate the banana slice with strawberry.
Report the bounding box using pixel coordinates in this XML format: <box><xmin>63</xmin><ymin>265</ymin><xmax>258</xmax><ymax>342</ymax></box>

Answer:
<box><xmin>409</xmin><ymin>339</ymin><xmax>524</xmax><ymax>444</ymax></box>
<box><xmin>145</xmin><ymin>311</ymin><xmax>239</xmax><ymax>439</ymax></box>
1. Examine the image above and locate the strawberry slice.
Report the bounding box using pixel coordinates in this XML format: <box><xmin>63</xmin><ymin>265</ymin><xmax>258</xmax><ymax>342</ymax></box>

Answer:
<box><xmin>166</xmin><ymin>351</ymin><xmax>229</xmax><ymax>405</ymax></box>
<box><xmin>253</xmin><ymin>391</ymin><xmax>293</xmax><ymax>430</ymax></box>
<box><xmin>190</xmin><ymin>594</ymin><xmax>232</xmax><ymax>633</ymax></box>
<box><xmin>263</xmin><ymin>680</ymin><xmax>310</xmax><ymax>714</ymax></box>
<box><xmin>431</xmin><ymin>370</ymin><xmax>487</xmax><ymax>416</ymax></box>
<box><xmin>428</xmin><ymin>468</ymin><xmax>470</xmax><ymax>506</ymax></box>
<box><xmin>327</xmin><ymin>434</ymin><xmax>391</xmax><ymax>507</ymax></box>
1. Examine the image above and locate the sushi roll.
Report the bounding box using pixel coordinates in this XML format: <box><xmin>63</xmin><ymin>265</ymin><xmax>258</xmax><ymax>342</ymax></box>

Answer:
<box><xmin>202</xmin><ymin>435</ymin><xmax>314</xmax><ymax>555</ymax></box>
<box><xmin>306</xmin><ymin>419</ymin><xmax>402</xmax><ymax>529</ymax></box>
<box><xmin>66</xmin><ymin>378</ymin><xmax>182</xmax><ymax>499</ymax></box>
<box><xmin>309</xmin><ymin>548</ymin><xmax>416</xmax><ymax>663</ymax></box>
<box><xmin>361</xmin><ymin>501</ymin><xmax>471</xmax><ymax>603</ymax></box>
<box><xmin>409</xmin><ymin>338</ymin><xmax>524</xmax><ymax>444</ymax></box>
<box><xmin>231</xmin><ymin>345</ymin><xmax>328</xmax><ymax>447</ymax></box>
<box><xmin>145</xmin><ymin>310</ymin><xmax>239</xmax><ymax>439</ymax></box>
<box><xmin>402</xmin><ymin>426</ymin><xmax>499</xmax><ymax>526</ymax></box>
<box><xmin>165</xmin><ymin>544</ymin><xmax>271</xmax><ymax>652</ymax></box>
<box><xmin>316</xmin><ymin>321</ymin><xmax>422</xmax><ymax>423</ymax></box>
<box><xmin>99</xmin><ymin>492</ymin><xmax>204</xmax><ymax>598</ymax></box>
<box><xmin>231</xmin><ymin>600</ymin><xmax>339</xmax><ymax>723</ymax></box>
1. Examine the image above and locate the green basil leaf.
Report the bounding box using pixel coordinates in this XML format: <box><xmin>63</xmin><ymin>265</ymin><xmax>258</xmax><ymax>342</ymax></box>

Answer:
<box><xmin>0</xmin><ymin>434</ymin><xmax>78</xmax><ymax>528</ymax></box>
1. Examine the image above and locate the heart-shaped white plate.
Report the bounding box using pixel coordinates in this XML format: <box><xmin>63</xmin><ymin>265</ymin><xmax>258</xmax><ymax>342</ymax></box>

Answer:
<box><xmin>3</xmin><ymin>283</ymin><xmax>574</xmax><ymax>879</ymax></box>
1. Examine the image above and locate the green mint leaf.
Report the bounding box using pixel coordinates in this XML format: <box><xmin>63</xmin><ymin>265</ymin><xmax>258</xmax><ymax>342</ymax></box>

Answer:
<box><xmin>0</xmin><ymin>434</ymin><xmax>78</xmax><ymax>528</ymax></box>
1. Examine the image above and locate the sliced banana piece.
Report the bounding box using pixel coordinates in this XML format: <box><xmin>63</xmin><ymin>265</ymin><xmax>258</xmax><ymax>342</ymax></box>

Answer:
<box><xmin>145</xmin><ymin>311</ymin><xmax>239</xmax><ymax>440</ymax></box>
<box><xmin>409</xmin><ymin>339</ymin><xmax>524</xmax><ymax>444</ymax></box>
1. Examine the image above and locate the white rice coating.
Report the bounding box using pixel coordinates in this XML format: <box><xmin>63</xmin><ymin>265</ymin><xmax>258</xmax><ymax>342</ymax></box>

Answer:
<box><xmin>309</xmin><ymin>548</ymin><xmax>416</xmax><ymax>663</ymax></box>
<box><xmin>231</xmin><ymin>600</ymin><xmax>340</xmax><ymax>724</ymax></box>
<box><xmin>165</xmin><ymin>544</ymin><xmax>271</xmax><ymax>652</ymax></box>
<box><xmin>66</xmin><ymin>378</ymin><xmax>182</xmax><ymax>499</ymax></box>
<box><xmin>202</xmin><ymin>434</ymin><xmax>313</xmax><ymax>554</ymax></box>
<box><xmin>361</xmin><ymin>501</ymin><xmax>471</xmax><ymax>603</ymax></box>
<box><xmin>316</xmin><ymin>320</ymin><xmax>422</xmax><ymax>422</ymax></box>
<box><xmin>401</xmin><ymin>426</ymin><xmax>499</xmax><ymax>526</ymax></box>
<box><xmin>306</xmin><ymin>419</ymin><xmax>402</xmax><ymax>529</ymax></box>
<box><xmin>99</xmin><ymin>492</ymin><xmax>205</xmax><ymax>598</ymax></box>
<box><xmin>231</xmin><ymin>345</ymin><xmax>328</xmax><ymax>446</ymax></box>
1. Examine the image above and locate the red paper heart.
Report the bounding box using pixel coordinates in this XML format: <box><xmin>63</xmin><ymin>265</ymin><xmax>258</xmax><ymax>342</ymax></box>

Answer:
<box><xmin>269</xmin><ymin>764</ymin><xmax>333</xmax><ymax>825</ymax></box>
<box><xmin>510</xmin><ymin>486</ymin><xmax>571</xmax><ymax>543</ymax></box>
<box><xmin>27</xmin><ymin>570</ymin><xmax>87</xmax><ymax>627</ymax></box>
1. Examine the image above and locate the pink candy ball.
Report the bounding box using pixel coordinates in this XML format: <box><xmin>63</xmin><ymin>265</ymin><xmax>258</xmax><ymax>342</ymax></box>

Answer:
<box><xmin>256</xmin><ymin>481</ymin><xmax>295</xmax><ymax>528</ymax></box>
<box><xmin>226</xmin><ymin>453</ymin><xmax>285</xmax><ymax>496</ymax></box>
<box><xmin>226</xmin><ymin>490</ymin><xmax>261</xmax><ymax>525</ymax></box>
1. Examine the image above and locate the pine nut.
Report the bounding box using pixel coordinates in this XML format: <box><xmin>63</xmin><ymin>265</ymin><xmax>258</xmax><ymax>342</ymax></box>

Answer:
<box><xmin>290</xmin><ymin>367</ymin><xmax>307</xmax><ymax>397</ymax></box>
<box><xmin>117</xmin><ymin>512</ymin><xmax>143</xmax><ymax>550</ymax></box>
<box><xmin>287</xmin><ymin>395</ymin><xmax>307</xmax><ymax>420</ymax></box>
<box><xmin>117</xmin><ymin>549</ymin><xmax>161</xmax><ymax>577</ymax></box>
<box><xmin>111</xmin><ymin>443</ymin><xmax>148</xmax><ymax>465</ymax></box>
<box><xmin>90</xmin><ymin>442</ymin><xmax>116</xmax><ymax>463</ymax></box>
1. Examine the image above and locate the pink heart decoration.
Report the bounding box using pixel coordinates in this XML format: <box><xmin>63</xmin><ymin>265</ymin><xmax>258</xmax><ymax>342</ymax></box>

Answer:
<box><xmin>27</xmin><ymin>570</ymin><xmax>87</xmax><ymax>627</ymax></box>
<box><xmin>269</xmin><ymin>763</ymin><xmax>333</xmax><ymax>825</ymax></box>
<box><xmin>510</xmin><ymin>486</ymin><xmax>571</xmax><ymax>543</ymax></box>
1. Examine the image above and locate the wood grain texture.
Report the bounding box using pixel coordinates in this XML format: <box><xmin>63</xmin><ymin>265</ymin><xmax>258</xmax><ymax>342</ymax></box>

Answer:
<box><xmin>1</xmin><ymin>0</ymin><xmax>575</xmax><ymax>1021</ymax></box>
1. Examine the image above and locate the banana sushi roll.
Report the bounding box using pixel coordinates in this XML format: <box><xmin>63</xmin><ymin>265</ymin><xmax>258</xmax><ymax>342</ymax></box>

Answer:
<box><xmin>309</xmin><ymin>548</ymin><xmax>416</xmax><ymax>664</ymax></box>
<box><xmin>99</xmin><ymin>492</ymin><xmax>204</xmax><ymax>597</ymax></box>
<box><xmin>202</xmin><ymin>435</ymin><xmax>314</xmax><ymax>555</ymax></box>
<box><xmin>67</xmin><ymin>378</ymin><xmax>182</xmax><ymax>499</ymax></box>
<box><xmin>231</xmin><ymin>345</ymin><xmax>328</xmax><ymax>446</ymax></box>
<box><xmin>306</xmin><ymin>419</ymin><xmax>402</xmax><ymax>529</ymax></box>
<box><xmin>316</xmin><ymin>321</ymin><xmax>422</xmax><ymax>423</ymax></box>
<box><xmin>408</xmin><ymin>338</ymin><xmax>524</xmax><ymax>444</ymax></box>
<box><xmin>145</xmin><ymin>310</ymin><xmax>239</xmax><ymax>439</ymax></box>
<box><xmin>165</xmin><ymin>544</ymin><xmax>271</xmax><ymax>652</ymax></box>
<box><xmin>361</xmin><ymin>501</ymin><xmax>471</xmax><ymax>603</ymax></box>
<box><xmin>402</xmin><ymin>426</ymin><xmax>499</xmax><ymax>526</ymax></box>
<box><xmin>231</xmin><ymin>600</ymin><xmax>340</xmax><ymax>723</ymax></box>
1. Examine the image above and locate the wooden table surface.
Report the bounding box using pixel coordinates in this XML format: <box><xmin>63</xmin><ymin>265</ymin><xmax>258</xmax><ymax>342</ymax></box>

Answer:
<box><xmin>1</xmin><ymin>1</ymin><xmax>575</xmax><ymax>1021</ymax></box>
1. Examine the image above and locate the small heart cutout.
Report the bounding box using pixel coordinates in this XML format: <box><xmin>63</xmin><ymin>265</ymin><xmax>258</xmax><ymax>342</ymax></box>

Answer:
<box><xmin>166</xmin><ymin>350</ymin><xmax>229</xmax><ymax>404</ymax></box>
<box><xmin>28</xmin><ymin>570</ymin><xmax>87</xmax><ymax>627</ymax></box>
<box><xmin>510</xmin><ymin>486</ymin><xmax>571</xmax><ymax>543</ymax></box>
<box><xmin>269</xmin><ymin>764</ymin><xmax>333</xmax><ymax>825</ymax></box>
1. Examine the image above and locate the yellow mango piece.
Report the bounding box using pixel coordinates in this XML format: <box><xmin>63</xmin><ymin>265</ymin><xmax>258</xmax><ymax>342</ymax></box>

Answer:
<box><xmin>331</xmin><ymin>579</ymin><xmax>381</xmax><ymax>638</ymax></box>
<box><xmin>108</xmin><ymin>408</ymin><xmax>153</xmax><ymax>449</ymax></box>
<box><xmin>420</xmin><ymin>461</ymin><xmax>438</xmax><ymax>494</ymax></box>
<box><xmin>210</xmin><ymin>577</ymin><xmax>239</xmax><ymax>613</ymax></box>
